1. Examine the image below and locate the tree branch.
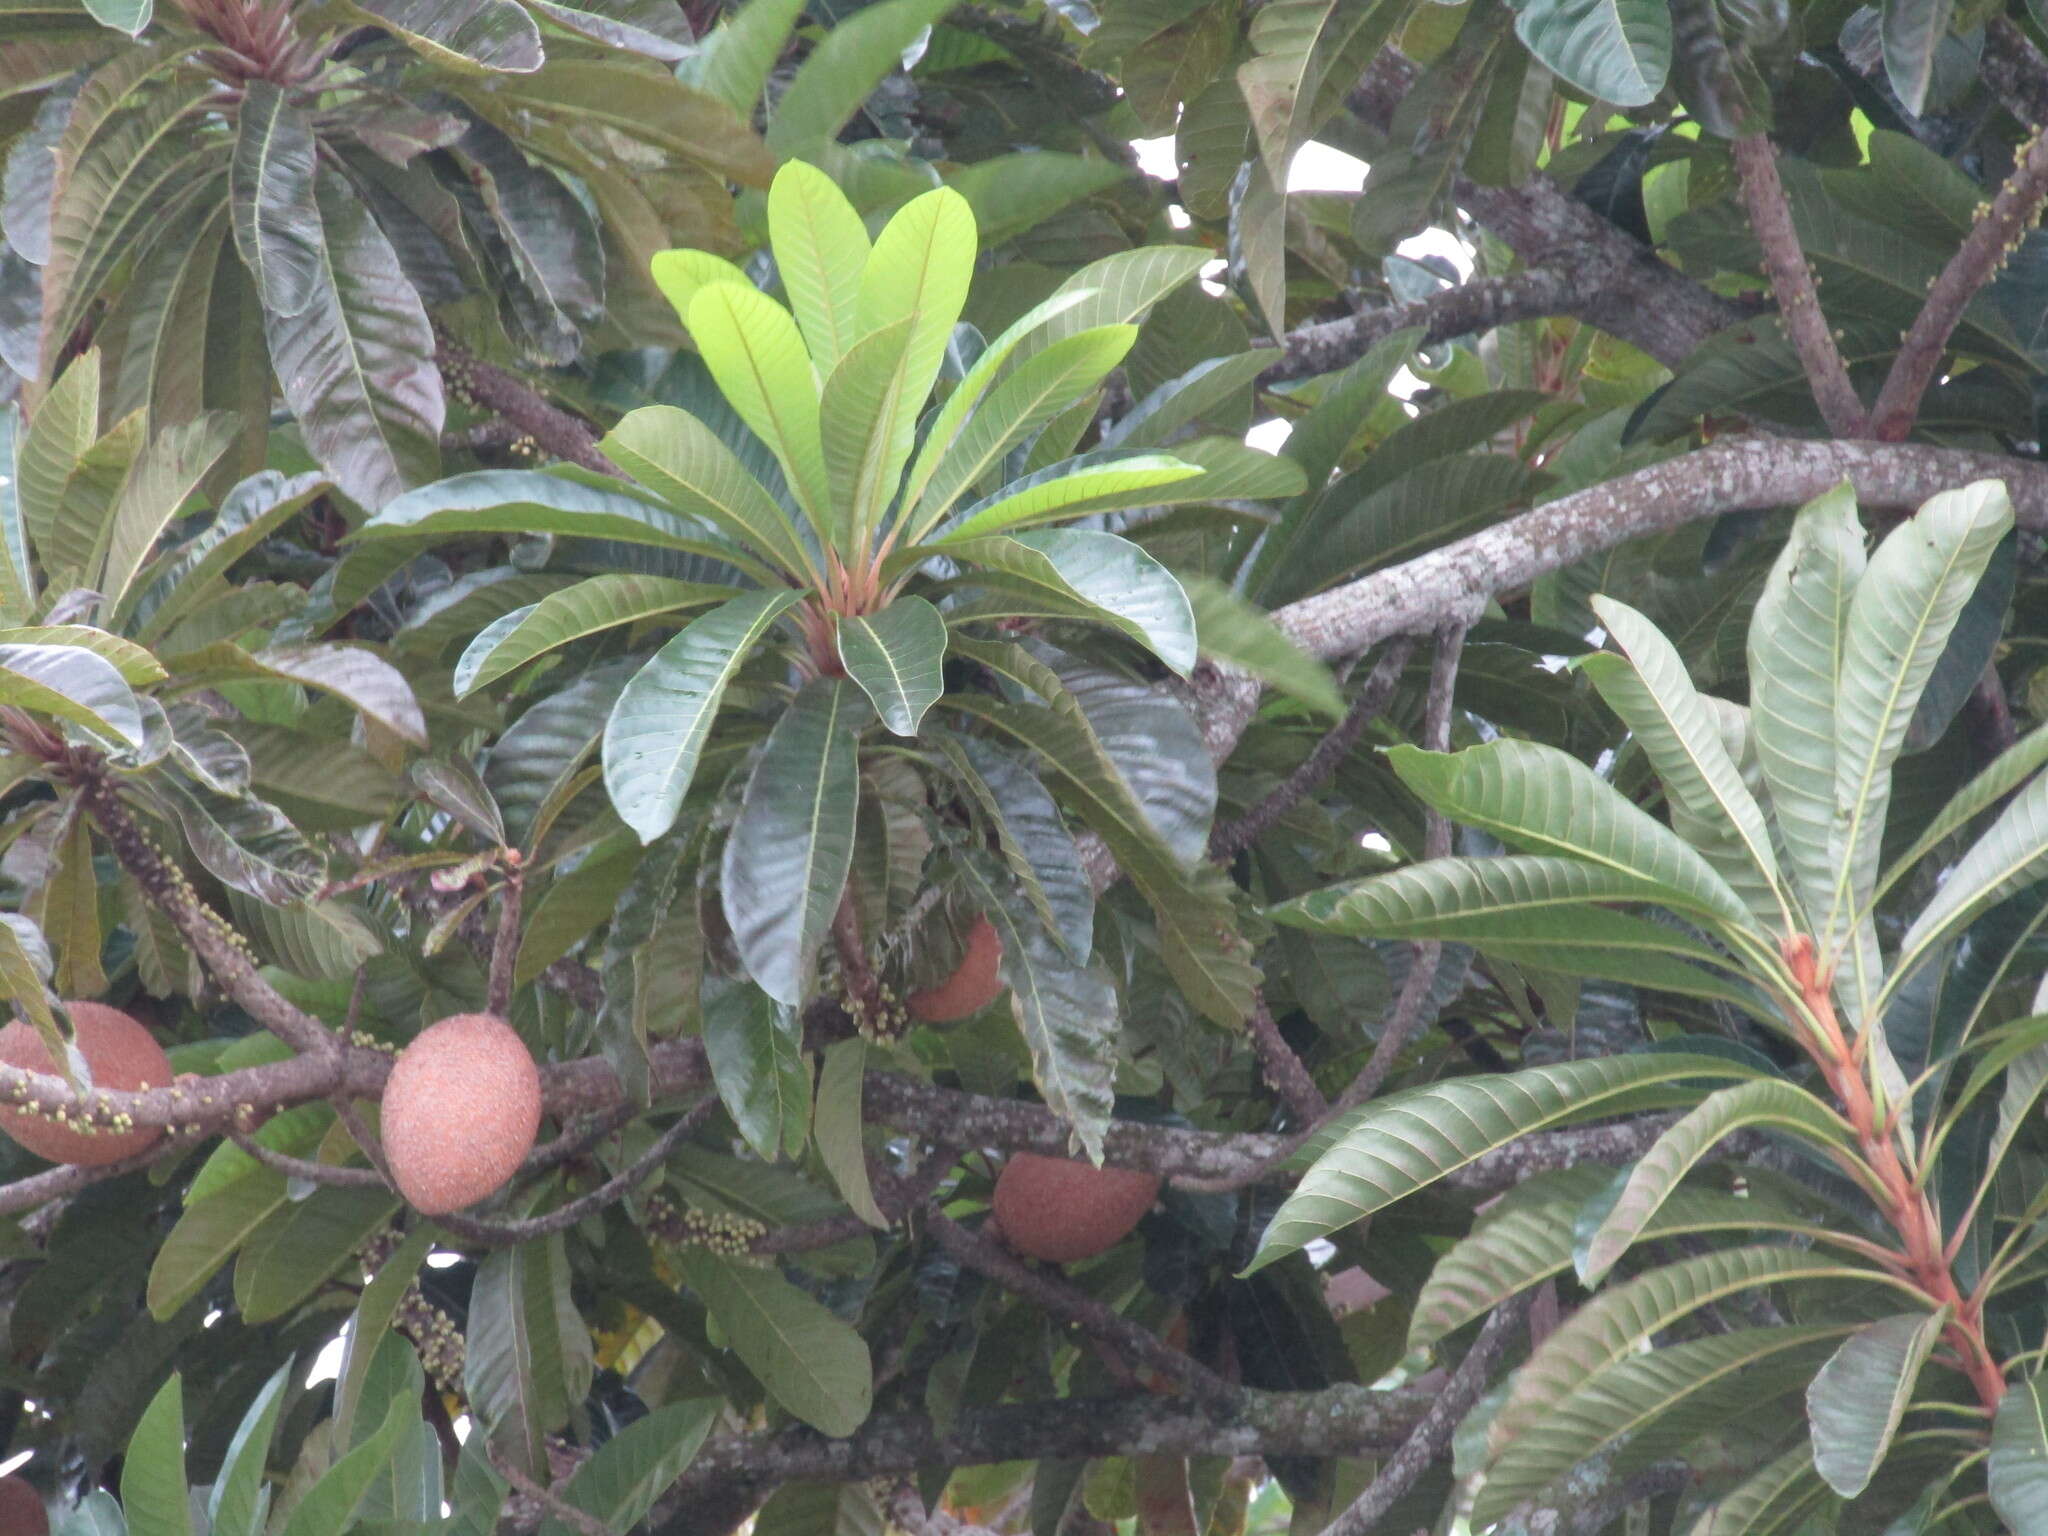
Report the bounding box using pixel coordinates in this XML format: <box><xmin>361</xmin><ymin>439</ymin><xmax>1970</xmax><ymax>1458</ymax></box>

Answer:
<box><xmin>1244</xmin><ymin>993</ymin><xmax>1328</xmax><ymax>1123</ymax></box>
<box><xmin>1985</xmin><ymin>17</ymin><xmax>2048</xmax><ymax>129</ymax></box>
<box><xmin>927</xmin><ymin>1210</ymin><xmax>1237</xmax><ymax>1402</ymax></box>
<box><xmin>76</xmin><ymin>770</ymin><xmax>340</xmax><ymax>1059</ymax></box>
<box><xmin>1259</xmin><ymin>271</ymin><xmax>1600</xmax><ymax>383</ymax></box>
<box><xmin>1731</xmin><ymin>134</ymin><xmax>1868</xmax><ymax>437</ymax></box>
<box><xmin>1208</xmin><ymin>639</ymin><xmax>1415</xmax><ymax>861</ymax></box>
<box><xmin>1869</xmin><ymin>128</ymin><xmax>2048</xmax><ymax>439</ymax></box>
<box><xmin>1319</xmin><ymin>1292</ymin><xmax>1531</xmax><ymax>1536</ymax></box>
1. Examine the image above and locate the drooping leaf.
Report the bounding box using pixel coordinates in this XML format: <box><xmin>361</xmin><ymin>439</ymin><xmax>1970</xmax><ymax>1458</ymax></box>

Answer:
<box><xmin>1881</xmin><ymin>0</ymin><xmax>1955</xmax><ymax>115</ymax></box>
<box><xmin>152</xmin><ymin>773</ymin><xmax>324</xmax><ymax>905</ymax></box>
<box><xmin>230</xmin><ymin>81</ymin><xmax>322</xmax><ymax>318</ymax></box>
<box><xmin>120</xmin><ymin>1373</ymin><xmax>190</xmax><ymax>1536</ymax></box>
<box><xmin>814</xmin><ymin>1039</ymin><xmax>887</xmax><ymax>1228</ymax></box>
<box><xmin>837</xmin><ymin>596</ymin><xmax>947</xmax><ymax>737</ymax></box>
<box><xmin>947</xmin><ymin>529</ymin><xmax>1197</xmax><ymax>675</ymax></box>
<box><xmin>541</xmin><ymin>1400</ymin><xmax>720</xmax><ymax>1536</ymax></box>
<box><xmin>1247</xmin><ymin>1053</ymin><xmax>1763</xmax><ymax>1269</ymax></box>
<box><xmin>702</xmin><ymin>981</ymin><xmax>810</xmax><ymax>1162</ymax></box>
<box><xmin>0</xmin><ymin>641</ymin><xmax>142</xmax><ymax>746</ymax></box>
<box><xmin>1513</xmin><ymin>0</ymin><xmax>1671</xmax><ymax>104</ymax></box>
<box><xmin>677</xmin><ymin>1247</ymin><xmax>872</xmax><ymax>1436</ymax></box>
<box><xmin>602</xmin><ymin>588</ymin><xmax>802</xmax><ymax>842</ymax></box>
<box><xmin>941</xmin><ymin>735</ymin><xmax>1095</xmax><ymax>960</ymax></box>
<box><xmin>464</xmin><ymin>1237</ymin><xmax>591</xmax><ymax>1478</ymax></box>
<box><xmin>265</xmin><ymin>174</ymin><xmax>442</xmax><ymax>510</ymax></box>
<box><xmin>1181</xmin><ymin>575</ymin><xmax>1342</xmax><ymax>718</ymax></box>
<box><xmin>1807</xmin><ymin>1309</ymin><xmax>1947</xmax><ymax>1497</ymax></box>
<box><xmin>348</xmin><ymin>0</ymin><xmax>544</xmax><ymax>71</ymax></box>
<box><xmin>1991</xmin><ymin>1373</ymin><xmax>2048</xmax><ymax>1533</ymax></box>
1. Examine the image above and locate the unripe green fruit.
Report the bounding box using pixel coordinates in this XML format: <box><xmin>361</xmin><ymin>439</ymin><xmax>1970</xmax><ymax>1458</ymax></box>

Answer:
<box><xmin>0</xmin><ymin>1002</ymin><xmax>170</xmax><ymax>1166</ymax></box>
<box><xmin>381</xmin><ymin>1013</ymin><xmax>541</xmax><ymax>1215</ymax></box>
<box><xmin>0</xmin><ymin>1473</ymin><xmax>47</xmax><ymax>1534</ymax></box>
<box><xmin>991</xmin><ymin>1152</ymin><xmax>1161</xmax><ymax>1264</ymax></box>
<box><xmin>907</xmin><ymin>916</ymin><xmax>1005</xmax><ymax>1023</ymax></box>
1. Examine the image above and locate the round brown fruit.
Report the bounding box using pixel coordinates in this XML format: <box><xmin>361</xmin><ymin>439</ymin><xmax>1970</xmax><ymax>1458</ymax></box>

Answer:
<box><xmin>381</xmin><ymin>1012</ymin><xmax>542</xmax><ymax>1216</ymax></box>
<box><xmin>0</xmin><ymin>1002</ymin><xmax>171</xmax><ymax>1167</ymax></box>
<box><xmin>906</xmin><ymin>916</ymin><xmax>1005</xmax><ymax>1023</ymax></box>
<box><xmin>0</xmin><ymin>1475</ymin><xmax>45</xmax><ymax>1536</ymax></box>
<box><xmin>991</xmin><ymin>1152</ymin><xmax>1161</xmax><ymax>1264</ymax></box>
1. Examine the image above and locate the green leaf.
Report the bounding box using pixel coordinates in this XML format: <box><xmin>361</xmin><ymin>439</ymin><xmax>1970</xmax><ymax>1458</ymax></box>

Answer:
<box><xmin>0</xmin><ymin>641</ymin><xmax>142</xmax><ymax>746</ymax></box>
<box><xmin>84</xmin><ymin>0</ymin><xmax>151</xmax><ymax>33</ymax></box>
<box><xmin>766</xmin><ymin>160</ymin><xmax>868</xmax><ymax>374</ymax></box>
<box><xmin>230</xmin><ymin>81</ymin><xmax>322</xmax><ymax>318</ymax></box>
<box><xmin>152</xmin><ymin>773</ymin><xmax>324</xmax><ymax>905</ymax></box>
<box><xmin>944</xmin><ymin>153</ymin><xmax>1131</xmax><ymax>246</ymax></box>
<box><xmin>1583</xmin><ymin>593</ymin><xmax>1786</xmax><ymax>932</ymax></box>
<box><xmin>946</xmin><ymin>529</ymin><xmax>1197</xmax><ymax>675</ymax></box>
<box><xmin>1686</xmin><ymin>1443</ymin><xmax>1835</xmax><ymax>1535</ymax></box>
<box><xmin>541</xmin><ymin>1400</ymin><xmax>720</xmax><ymax>1536</ymax></box>
<box><xmin>989</xmin><ymin>889</ymin><xmax>1119</xmax><ymax>1162</ymax></box>
<box><xmin>1475</xmin><ymin>1326</ymin><xmax>1849</xmax><ymax>1523</ymax></box>
<box><xmin>0</xmin><ymin>628</ymin><xmax>159</xmax><ymax>688</ymax></box>
<box><xmin>361</xmin><ymin>469</ymin><xmax>757</xmax><ymax>571</ymax></box>
<box><xmin>764</xmin><ymin>0</ymin><xmax>962</xmax><ymax>153</ymax></box>
<box><xmin>54</xmin><ymin>1492</ymin><xmax>126</xmax><ymax>1536</ymax></box>
<box><xmin>524</xmin><ymin>0</ymin><xmax>692</xmax><ymax>58</ymax></box>
<box><xmin>1181</xmin><ymin>576</ymin><xmax>1342</xmax><ymax>718</ymax></box>
<box><xmin>1881</xmin><ymin>719</ymin><xmax>2048</xmax><ymax>903</ymax></box>
<box><xmin>703</xmin><ymin>982</ymin><xmax>811</xmax><ymax>1162</ymax></box>
<box><xmin>1237</xmin><ymin>0</ymin><xmax>1398</xmax><ymax>191</ymax></box>
<box><xmin>687</xmin><ymin>283</ymin><xmax>834</xmax><ymax>546</ymax></box>
<box><xmin>96</xmin><ymin>415</ymin><xmax>242</xmax><ymax>619</ymax></box>
<box><xmin>234</xmin><ymin>1185</ymin><xmax>399</xmax><ymax>1325</ymax></box>
<box><xmin>1990</xmin><ymin>1373</ymin><xmax>2048</xmax><ymax>1533</ymax></box>
<box><xmin>121</xmin><ymin>1373</ymin><xmax>191</xmax><ymax>1536</ymax></box>
<box><xmin>0</xmin><ymin>913</ymin><xmax>60</xmax><ymax>1069</ymax></box>
<box><xmin>347</xmin><ymin>0</ymin><xmax>543</xmax><ymax>71</ymax></box>
<box><xmin>1247</xmin><ymin>1053</ymin><xmax>1762</xmax><ymax>1270</ymax></box>
<box><xmin>814</xmin><ymin>1039</ymin><xmax>887</xmax><ymax>1227</ymax></box>
<box><xmin>207</xmin><ymin>1359</ymin><xmax>292</xmax><ymax>1536</ymax></box>
<box><xmin>1386</xmin><ymin>740</ymin><xmax>1753</xmax><ymax>931</ymax></box>
<box><xmin>1514</xmin><ymin>0</ymin><xmax>1671</xmax><ymax>104</ymax></box>
<box><xmin>17</xmin><ymin>353</ymin><xmax>101</xmax><ymax>583</ymax></box>
<box><xmin>1882</xmin><ymin>0</ymin><xmax>1954</xmax><ymax>115</ymax></box>
<box><xmin>277</xmin><ymin>1387</ymin><xmax>415</xmax><ymax>1536</ymax></box>
<box><xmin>265</xmin><ymin>174</ymin><xmax>441</xmax><ymax>510</ymax></box>
<box><xmin>130</xmin><ymin>469</ymin><xmax>328</xmax><ymax>640</ymax></box>
<box><xmin>1749</xmin><ymin>483</ymin><xmax>1863</xmax><ymax>937</ymax></box>
<box><xmin>1267</xmin><ymin>855</ymin><xmax>1765</xmax><ymax>1007</ymax></box>
<box><xmin>678</xmin><ymin>1247</ymin><xmax>872</xmax><ymax>1436</ymax></box>
<box><xmin>837</xmin><ymin>597</ymin><xmax>946</xmax><ymax>737</ymax></box>
<box><xmin>931</xmin><ymin>453</ymin><xmax>1202</xmax><ymax>546</ymax></box>
<box><xmin>1893</xmin><ymin>762</ymin><xmax>2048</xmax><ymax>989</ymax></box>
<box><xmin>902</xmin><ymin>325</ymin><xmax>1139</xmax><ymax>543</ymax></box>
<box><xmin>1827</xmin><ymin>480</ymin><xmax>2011</xmax><ymax>993</ymax></box>
<box><xmin>602</xmin><ymin>588</ymin><xmax>803</xmax><ymax>842</ymax></box>
<box><xmin>598</xmin><ymin>406</ymin><xmax>811</xmax><ymax>578</ymax></box>
<box><xmin>464</xmin><ymin>1237</ymin><xmax>591</xmax><ymax>1478</ymax></box>
<box><xmin>1807</xmin><ymin>1309</ymin><xmax>1947</xmax><ymax>1497</ymax></box>
<box><xmin>148</xmin><ymin>1170</ymin><xmax>289</xmax><ymax>1320</ymax></box>
<box><xmin>1490</xmin><ymin>1245</ymin><xmax>1905</xmax><ymax>1457</ymax></box>
<box><xmin>836</xmin><ymin>186</ymin><xmax>975</xmax><ymax>544</ymax></box>
<box><xmin>1577</xmin><ymin>1080</ymin><xmax>1854</xmax><ymax>1284</ymax></box>
<box><xmin>176</xmin><ymin>642</ymin><xmax>427</xmax><ymax>746</ymax></box>
<box><xmin>939</xmin><ymin>735</ymin><xmax>1094</xmax><ymax>960</ymax></box>
<box><xmin>0</xmin><ymin>407</ymin><xmax>37</xmax><ymax>621</ymax></box>
<box><xmin>722</xmin><ymin>678</ymin><xmax>867</xmax><ymax>1003</ymax></box>
<box><xmin>334</xmin><ymin>1225</ymin><xmax>435</xmax><ymax>1448</ymax></box>
<box><xmin>694</xmin><ymin>0</ymin><xmax>809</xmax><ymax>116</ymax></box>
<box><xmin>454</xmin><ymin>574</ymin><xmax>735</xmax><ymax>697</ymax></box>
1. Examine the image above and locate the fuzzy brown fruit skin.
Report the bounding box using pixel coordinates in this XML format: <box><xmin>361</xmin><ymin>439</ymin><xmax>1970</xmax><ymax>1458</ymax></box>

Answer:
<box><xmin>991</xmin><ymin>1152</ymin><xmax>1161</xmax><ymax>1264</ymax></box>
<box><xmin>381</xmin><ymin>1012</ymin><xmax>542</xmax><ymax>1216</ymax></box>
<box><xmin>0</xmin><ymin>1002</ymin><xmax>171</xmax><ymax>1167</ymax></box>
<box><xmin>906</xmin><ymin>916</ymin><xmax>1005</xmax><ymax>1023</ymax></box>
<box><xmin>0</xmin><ymin>1473</ymin><xmax>46</xmax><ymax>1535</ymax></box>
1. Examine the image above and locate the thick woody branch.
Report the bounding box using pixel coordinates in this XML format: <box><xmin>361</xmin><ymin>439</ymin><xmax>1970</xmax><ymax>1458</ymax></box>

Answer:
<box><xmin>655</xmin><ymin>1383</ymin><xmax>1435</xmax><ymax>1525</ymax></box>
<box><xmin>1985</xmin><ymin>17</ymin><xmax>2048</xmax><ymax>129</ymax></box>
<box><xmin>1869</xmin><ymin>129</ymin><xmax>2048</xmax><ymax>439</ymax></box>
<box><xmin>1259</xmin><ymin>270</ymin><xmax>1602</xmax><ymax>383</ymax></box>
<box><xmin>1731</xmin><ymin>134</ymin><xmax>1868</xmax><ymax>437</ymax></box>
<box><xmin>928</xmin><ymin>1210</ymin><xmax>1237</xmax><ymax>1402</ymax></box>
<box><xmin>1245</xmin><ymin>993</ymin><xmax>1328</xmax><ymax>1123</ymax></box>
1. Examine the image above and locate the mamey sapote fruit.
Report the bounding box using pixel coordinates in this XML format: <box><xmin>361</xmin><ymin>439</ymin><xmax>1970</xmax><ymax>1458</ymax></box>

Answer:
<box><xmin>990</xmin><ymin>1152</ymin><xmax>1161</xmax><ymax>1263</ymax></box>
<box><xmin>381</xmin><ymin>1013</ymin><xmax>542</xmax><ymax>1215</ymax></box>
<box><xmin>0</xmin><ymin>1475</ymin><xmax>46</xmax><ymax>1535</ymax></box>
<box><xmin>0</xmin><ymin>1001</ymin><xmax>171</xmax><ymax>1166</ymax></box>
<box><xmin>907</xmin><ymin>916</ymin><xmax>1005</xmax><ymax>1023</ymax></box>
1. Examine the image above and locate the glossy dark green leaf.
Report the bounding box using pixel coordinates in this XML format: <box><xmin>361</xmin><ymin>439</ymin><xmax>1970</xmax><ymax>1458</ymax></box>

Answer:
<box><xmin>455</xmin><ymin>573</ymin><xmax>736</xmax><ymax>697</ymax></box>
<box><xmin>348</xmin><ymin>0</ymin><xmax>543</xmax><ymax>70</ymax></box>
<box><xmin>234</xmin><ymin>1185</ymin><xmax>399</xmax><ymax>1325</ymax></box>
<box><xmin>445</xmin><ymin>121</ymin><xmax>603</xmax><ymax>364</ymax></box>
<box><xmin>148</xmin><ymin>1170</ymin><xmax>290</xmax><ymax>1321</ymax></box>
<box><xmin>1991</xmin><ymin>1373</ymin><xmax>2048</xmax><ymax>1533</ymax></box>
<box><xmin>276</xmin><ymin>1388</ymin><xmax>414</xmax><ymax>1536</ymax></box>
<box><xmin>837</xmin><ymin>596</ymin><xmax>946</xmax><ymax>736</ymax></box>
<box><xmin>679</xmin><ymin>1247</ymin><xmax>872</xmax><ymax>1435</ymax></box>
<box><xmin>702</xmin><ymin>981</ymin><xmax>811</xmax><ymax>1162</ymax></box>
<box><xmin>465</xmin><ymin>1237</ymin><xmax>592</xmax><ymax>1478</ymax></box>
<box><xmin>264</xmin><ymin>175</ymin><xmax>441</xmax><ymax>510</ymax></box>
<box><xmin>207</xmin><ymin>1359</ymin><xmax>293</xmax><ymax>1536</ymax></box>
<box><xmin>230</xmin><ymin>81</ymin><xmax>322</xmax><ymax>318</ymax></box>
<box><xmin>151</xmin><ymin>774</ymin><xmax>325</xmax><ymax>906</ymax></box>
<box><xmin>721</xmin><ymin>678</ymin><xmax>868</xmax><ymax>1004</ymax></box>
<box><xmin>1882</xmin><ymin>0</ymin><xmax>1954</xmax><ymax>114</ymax></box>
<box><xmin>602</xmin><ymin>588</ymin><xmax>803</xmax><ymax>842</ymax></box>
<box><xmin>1514</xmin><ymin>0</ymin><xmax>1671</xmax><ymax>104</ymax></box>
<box><xmin>540</xmin><ymin>1400</ymin><xmax>720</xmax><ymax>1536</ymax></box>
<box><xmin>526</xmin><ymin>0</ymin><xmax>693</xmax><ymax>58</ymax></box>
<box><xmin>814</xmin><ymin>1038</ymin><xmax>887</xmax><ymax>1226</ymax></box>
<box><xmin>1807</xmin><ymin>1310</ymin><xmax>1946</xmax><ymax>1496</ymax></box>
<box><xmin>943</xmin><ymin>735</ymin><xmax>1094</xmax><ymax>960</ymax></box>
<box><xmin>0</xmin><ymin>641</ymin><xmax>143</xmax><ymax>746</ymax></box>
<box><xmin>947</xmin><ymin>530</ymin><xmax>1197</xmax><ymax>675</ymax></box>
<box><xmin>121</xmin><ymin>1373</ymin><xmax>190</xmax><ymax>1536</ymax></box>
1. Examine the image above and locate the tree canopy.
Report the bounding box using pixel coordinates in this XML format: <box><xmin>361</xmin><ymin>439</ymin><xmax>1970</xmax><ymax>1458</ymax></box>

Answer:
<box><xmin>8</xmin><ymin>0</ymin><xmax>2048</xmax><ymax>1531</ymax></box>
